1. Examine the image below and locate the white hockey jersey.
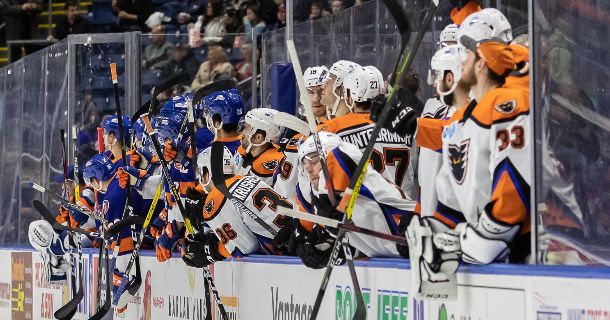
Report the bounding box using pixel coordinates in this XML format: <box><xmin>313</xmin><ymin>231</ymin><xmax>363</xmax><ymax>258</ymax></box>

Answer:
<box><xmin>322</xmin><ymin>112</ymin><xmax>417</xmax><ymax>200</ymax></box>
<box><xmin>317</xmin><ymin>142</ymin><xmax>416</xmax><ymax>257</ymax></box>
<box><xmin>416</xmin><ymin>97</ymin><xmax>457</xmax><ymax>217</ymax></box>
<box><xmin>201</xmin><ymin>175</ymin><xmax>292</xmax><ymax>256</ymax></box>
<box><xmin>432</xmin><ymin>87</ymin><xmax>531</xmax><ymax>235</ymax></box>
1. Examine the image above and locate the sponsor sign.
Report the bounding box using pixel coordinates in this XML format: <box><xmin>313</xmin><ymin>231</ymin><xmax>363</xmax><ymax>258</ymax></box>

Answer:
<box><xmin>32</xmin><ymin>252</ymin><xmax>66</xmax><ymax>320</ymax></box>
<box><xmin>11</xmin><ymin>251</ymin><xmax>33</xmax><ymax>320</ymax></box>
<box><xmin>0</xmin><ymin>250</ymin><xmax>12</xmax><ymax>319</ymax></box>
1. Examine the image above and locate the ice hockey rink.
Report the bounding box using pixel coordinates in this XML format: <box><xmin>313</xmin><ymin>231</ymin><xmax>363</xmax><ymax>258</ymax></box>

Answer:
<box><xmin>0</xmin><ymin>0</ymin><xmax>609</xmax><ymax>319</ymax></box>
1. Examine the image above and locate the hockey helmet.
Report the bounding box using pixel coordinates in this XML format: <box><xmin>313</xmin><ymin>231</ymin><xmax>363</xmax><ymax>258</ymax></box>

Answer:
<box><xmin>327</xmin><ymin>60</ymin><xmax>361</xmax><ymax>116</ymax></box>
<box><xmin>428</xmin><ymin>45</ymin><xmax>465</xmax><ymax>99</ymax></box>
<box><xmin>303</xmin><ymin>66</ymin><xmax>329</xmax><ymax>88</ymax></box>
<box><xmin>197</xmin><ymin>145</ymin><xmax>235</xmax><ymax>189</ymax></box>
<box><xmin>342</xmin><ymin>65</ymin><xmax>386</xmax><ymax>110</ymax></box>
<box><xmin>82</xmin><ymin>153</ymin><xmax>116</xmax><ymax>187</ymax></box>
<box><xmin>159</xmin><ymin>94</ymin><xmax>190</xmax><ymax>118</ymax></box>
<box><xmin>202</xmin><ymin>88</ymin><xmax>246</xmax><ymax>133</ymax></box>
<box><xmin>155</xmin><ymin>113</ymin><xmax>190</xmax><ymax>155</ymax></box>
<box><xmin>439</xmin><ymin>24</ymin><xmax>459</xmax><ymax>47</ymax></box>
<box><xmin>458</xmin><ymin>8</ymin><xmax>512</xmax><ymax>46</ymax></box>
<box><xmin>242</xmin><ymin>108</ymin><xmax>281</xmax><ymax>153</ymax></box>
<box><xmin>298</xmin><ymin>132</ymin><xmax>343</xmax><ymax>165</ymax></box>
<box><xmin>102</xmin><ymin>114</ymin><xmax>133</xmax><ymax>143</ymax></box>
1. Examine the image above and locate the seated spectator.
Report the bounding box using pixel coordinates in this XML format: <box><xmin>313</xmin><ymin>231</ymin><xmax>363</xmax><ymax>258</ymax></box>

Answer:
<box><xmin>176</xmin><ymin>0</ymin><xmax>206</xmax><ymax>24</ymax></box>
<box><xmin>309</xmin><ymin>2</ymin><xmax>322</xmax><ymax>20</ymax></box>
<box><xmin>243</xmin><ymin>3</ymin><xmax>266</xmax><ymax>37</ymax></box>
<box><xmin>142</xmin><ymin>25</ymin><xmax>175</xmax><ymax>70</ymax></box>
<box><xmin>112</xmin><ymin>0</ymin><xmax>153</xmax><ymax>31</ymax></box>
<box><xmin>331</xmin><ymin>0</ymin><xmax>344</xmax><ymax>14</ymax></box>
<box><xmin>202</xmin><ymin>0</ymin><xmax>226</xmax><ymax>38</ymax></box>
<box><xmin>234</xmin><ymin>42</ymin><xmax>254</xmax><ymax>81</ymax></box>
<box><xmin>47</xmin><ymin>0</ymin><xmax>92</xmax><ymax>42</ymax></box>
<box><xmin>159</xmin><ymin>43</ymin><xmax>199</xmax><ymax>85</ymax></box>
<box><xmin>191</xmin><ymin>46</ymin><xmax>234</xmax><ymax>90</ymax></box>
<box><xmin>219</xmin><ymin>8</ymin><xmax>245</xmax><ymax>47</ymax></box>
<box><xmin>269</xmin><ymin>3</ymin><xmax>286</xmax><ymax>30</ymax></box>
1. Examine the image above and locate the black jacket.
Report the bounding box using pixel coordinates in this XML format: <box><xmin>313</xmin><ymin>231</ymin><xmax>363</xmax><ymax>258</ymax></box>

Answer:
<box><xmin>53</xmin><ymin>15</ymin><xmax>93</xmax><ymax>40</ymax></box>
<box><xmin>0</xmin><ymin>0</ymin><xmax>42</xmax><ymax>40</ymax></box>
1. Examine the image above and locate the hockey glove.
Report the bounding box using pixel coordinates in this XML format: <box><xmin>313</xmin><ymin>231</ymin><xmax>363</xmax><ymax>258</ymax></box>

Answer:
<box><xmin>163</xmin><ymin>140</ymin><xmax>178</xmax><ymax>162</ymax></box>
<box><xmin>155</xmin><ymin>220</ymin><xmax>183</xmax><ymax>262</ymax></box>
<box><xmin>294</xmin><ymin>225</ymin><xmax>346</xmax><ymax>269</ymax></box>
<box><xmin>117</xmin><ymin>167</ymin><xmax>129</xmax><ymax>189</ymax></box>
<box><xmin>370</xmin><ymin>88</ymin><xmax>421</xmax><ymax>138</ymax></box>
<box><xmin>68</xmin><ymin>205</ymin><xmax>90</xmax><ymax>227</ymax></box>
<box><xmin>181</xmin><ymin>232</ymin><xmax>226</xmax><ymax>268</ymax></box>
<box><xmin>312</xmin><ymin>193</ymin><xmax>343</xmax><ymax>224</ymax></box>
<box><xmin>149</xmin><ymin>208</ymin><xmax>168</xmax><ymax>238</ymax></box>
<box><xmin>184</xmin><ymin>187</ymin><xmax>206</xmax><ymax>227</ymax></box>
<box><xmin>271</xmin><ymin>216</ymin><xmax>297</xmax><ymax>254</ymax></box>
<box><xmin>129</xmin><ymin>152</ymin><xmax>141</xmax><ymax>167</ymax></box>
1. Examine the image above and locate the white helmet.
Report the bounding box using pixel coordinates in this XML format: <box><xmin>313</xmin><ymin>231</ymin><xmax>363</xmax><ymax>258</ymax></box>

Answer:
<box><xmin>458</xmin><ymin>9</ymin><xmax>512</xmax><ymax>45</ymax></box>
<box><xmin>342</xmin><ymin>65</ymin><xmax>386</xmax><ymax>111</ymax></box>
<box><xmin>327</xmin><ymin>60</ymin><xmax>361</xmax><ymax>116</ymax></box>
<box><xmin>197</xmin><ymin>145</ymin><xmax>235</xmax><ymax>188</ymax></box>
<box><xmin>243</xmin><ymin>108</ymin><xmax>282</xmax><ymax>152</ymax></box>
<box><xmin>439</xmin><ymin>24</ymin><xmax>459</xmax><ymax>47</ymax></box>
<box><xmin>303</xmin><ymin>66</ymin><xmax>329</xmax><ymax>88</ymax></box>
<box><xmin>298</xmin><ymin>132</ymin><xmax>343</xmax><ymax>165</ymax></box>
<box><xmin>428</xmin><ymin>45</ymin><xmax>465</xmax><ymax>101</ymax></box>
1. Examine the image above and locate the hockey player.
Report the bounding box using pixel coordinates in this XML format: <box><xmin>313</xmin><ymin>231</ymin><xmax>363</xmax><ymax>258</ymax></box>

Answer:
<box><xmin>438</xmin><ymin>24</ymin><xmax>459</xmax><ymax>48</ymax></box>
<box><xmin>300</xmin><ymin>66</ymin><xmax>330</xmax><ymax>124</ymax></box>
<box><xmin>201</xmin><ymin>88</ymin><xmax>246</xmax><ymax>154</ymax></box>
<box><xmin>417</xmin><ymin>45</ymin><xmax>471</xmax><ymax>217</ymax></box>
<box><xmin>180</xmin><ymin>145</ymin><xmax>293</xmax><ymax>267</ymax></box>
<box><xmin>291</xmin><ymin>132</ymin><xmax>416</xmax><ymax>264</ymax></box>
<box><xmin>322</xmin><ymin>65</ymin><xmax>417</xmax><ymax>199</ymax></box>
<box><xmin>234</xmin><ymin>108</ymin><xmax>286</xmax><ymax>186</ymax></box>
<box><xmin>320</xmin><ymin>60</ymin><xmax>361</xmax><ymax>119</ymax></box>
<box><xmin>101</xmin><ymin>114</ymin><xmax>134</xmax><ymax>168</ymax></box>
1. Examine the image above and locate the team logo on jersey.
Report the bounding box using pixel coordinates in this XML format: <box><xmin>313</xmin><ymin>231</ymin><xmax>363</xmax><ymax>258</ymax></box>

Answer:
<box><xmin>448</xmin><ymin>139</ymin><xmax>470</xmax><ymax>185</ymax></box>
<box><xmin>280</xmin><ymin>159</ymin><xmax>293</xmax><ymax>180</ymax></box>
<box><xmin>495</xmin><ymin>99</ymin><xmax>516</xmax><ymax>114</ymax></box>
<box><xmin>204</xmin><ymin>200</ymin><xmax>215</xmax><ymax>213</ymax></box>
<box><xmin>262</xmin><ymin>159</ymin><xmax>279</xmax><ymax>171</ymax></box>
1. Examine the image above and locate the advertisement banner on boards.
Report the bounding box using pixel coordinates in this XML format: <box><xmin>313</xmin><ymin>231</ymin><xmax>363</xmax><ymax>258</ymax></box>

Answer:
<box><xmin>533</xmin><ymin>276</ymin><xmax>610</xmax><ymax>320</ymax></box>
<box><xmin>11</xmin><ymin>251</ymin><xmax>33</xmax><ymax>320</ymax></box>
<box><xmin>0</xmin><ymin>250</ymin><xmax>12</xmax><ymax>319</ymax></box>
<box><xmin>32</xmin><ymin>251</ymin><xmax>67</xmax><ymax>320</ymax></box>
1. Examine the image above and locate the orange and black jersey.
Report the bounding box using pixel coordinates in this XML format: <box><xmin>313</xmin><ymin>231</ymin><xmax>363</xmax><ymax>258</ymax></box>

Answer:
<box><xmin>234</xmin><ymin>144</ymin><xmax>286</xmax><ymax>187</ymax></box>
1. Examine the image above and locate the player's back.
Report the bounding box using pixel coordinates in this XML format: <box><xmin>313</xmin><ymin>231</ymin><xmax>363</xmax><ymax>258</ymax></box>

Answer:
<box><xmin>234</xmin><ymin>145</ymin><xmax>285</xmax><ymax>186</ymax></box>
<box><xmin>202</xmin><ymin>175</ymin><xmax>290</xmax><ymax>256</ymax></box>
<box><xmin>323</xmin><ymin>112</ymin><xmax>416</xmax><ymax>199</ymax></box>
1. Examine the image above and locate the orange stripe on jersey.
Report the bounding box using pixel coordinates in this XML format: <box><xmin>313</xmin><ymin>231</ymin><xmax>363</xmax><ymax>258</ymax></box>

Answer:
<box><xmin>178</xmin><ymin>181</ymin><xmax>195</xmax><ymax>194</ymax></box>
<box><xmin>414</xmin><ymin>201</ymin><xmax>421</xmax><ymax>215</ymax></box>
<box><xmin>323</xmin><ymin>113</ymin><xmax>372</xmax><ymax>134</ymax></box>
<box><xmin>490</xmin><ymin>171</ymin><xmax>527</xmax><ymax>225</ymax></box>
<box><xmin>251</xmin><ymin>146</ymin><xmax>285</xmax><ymax>177</ymax></box>
<box><xmin>325</xmin><ymin>149</ymin><xmax>351</xmax><ymax>192</ymax></box>
<box><xmin>202</xmin><ymin>176</ymin><xmax>240</xmax><ymax>220</ymax></box>
<box><xmin>416</xmin><ymin>118</ymin><xmax>445</xmax><ymax>150</ymax></box>
<box><xmin>433</xmin><ymin>212</ymin><xmax>457</xmax><ymax>228</ymax></box>
<box><xmin>469</xmin><ymin>87</ymin><xmax>530</xmax><ymax>128</ymax></box>
<box><xmin>218</xmin><ymin>241</ymin><xmax>231</xmax><ymax>258</ymax></box>
<box><xmin>215</xmin><ymin>135</ymin><xmax>240</xmax><ymax>143</ymax></box>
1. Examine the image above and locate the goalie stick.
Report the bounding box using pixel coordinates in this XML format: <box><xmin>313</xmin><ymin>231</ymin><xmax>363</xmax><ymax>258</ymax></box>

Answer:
<box><xmin>277</xmin><ymin>207</ymin><xmax>408</xmax><ymax>245</ymax></box>
<box><xmin>141</xmin><ymin>114</ymin><xmax>229</xmax><ymax>320</ymax></box>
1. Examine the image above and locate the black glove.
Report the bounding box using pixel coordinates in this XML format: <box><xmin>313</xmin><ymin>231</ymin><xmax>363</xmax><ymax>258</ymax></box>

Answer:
<box><xmin>312</xmin><ymin>193</ymin><xmax>343</xmax><ymax>224</ymax></box>
<box><xmin>181</xmin><ymin>232</ymin><xmax>225</xmax><ymax>268</ymax></box>
<box><xmin>293</xmin><ymin>225</ymin><xmax>345</xmax><ymax>269</ymax></box>
<box><xmin>271</xmin><ymin>216</ymin><xmax>297</xmax><ymax>255</ymax></box>
<box><xmin>395</xmin><ymin>212</ymin><xmax>415</xmax><ymax>258</ymax></box>
<box><xmin>370</xmin><ymin>88</ymin><xmax>422</xmax><ymax>138</ymax></box>
<box><xmin>184</xmin><ymin>187</ymin><xmax>206</xmax><ymax>227</ymax></box>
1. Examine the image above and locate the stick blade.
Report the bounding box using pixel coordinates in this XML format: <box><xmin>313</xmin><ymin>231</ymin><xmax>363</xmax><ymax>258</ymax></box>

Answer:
<box><xmin>54</xmin><ymin>287</ymin><xmax>83</xmax><ymax>319</ymax></box>
<box><xmin>107</xmin><ymin>215</ymin><xmax>145</xmax><ymax>236</ymax></box>
<box><xmin>192</xmin><ymin>79</ymin><xmax>236</xmax><ymax>106</ymax></box>
<box><xmin>33</xmin><ymin>200</ymin><xmax>57</xmax><ymax>225</ymax></box>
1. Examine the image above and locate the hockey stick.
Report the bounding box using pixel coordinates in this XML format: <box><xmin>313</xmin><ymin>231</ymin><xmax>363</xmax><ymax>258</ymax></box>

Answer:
<box><xmin>142</xmin><ymin>114</ymin><xmax>230</xmax><ymax>320</ymax></box>
<box><xmin>113</xmin><ymin>183</ymin><xmax>162</xmax><ymax>308</ymax></box>
<box><xmin>277</xmin><ymin>207</ymin><xmax>408</xmax><ymax>245</ymax></box>
<box><xmin>187</xmin><ymin>96</ymin><xmax>231</xmax><ymax>320</ymax></box>
<box><xmin>28</xmin><ymin>181</ymin><xmax>110</xmax><ymax>225</ymax></box>
<box><xmin>33</xmin><ymin>200</ymin><xmax>101</xmax><ymax>238</ymax></box>
<box><xmin>53</xmin><ymin>126</ymin><xmax>87</xmax><ymax>319</ymax></box>
<box><xmin>131</xmin><ymin>72</ymin><xmax>191</xmax><ymax>123</ymax></box>
<box><xmin>210</xmin><ymin>141</ymin><xmax>279</xmax><ymax>237</ymax></box>
<box><xmin>89</xmin><ymin>240</ymin><xmax>112</xmax><ymax>320</ymax></box>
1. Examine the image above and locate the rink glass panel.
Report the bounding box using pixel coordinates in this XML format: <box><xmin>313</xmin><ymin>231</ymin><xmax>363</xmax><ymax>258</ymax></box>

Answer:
<box><xmin>532</xmin><ymin>1</ymin><xmax>610</xmax><ymax>265</ymax></box>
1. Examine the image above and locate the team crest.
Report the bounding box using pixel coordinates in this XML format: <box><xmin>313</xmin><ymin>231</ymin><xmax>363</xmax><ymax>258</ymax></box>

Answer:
<box><xmin>495</xmin><ymin>99</ymin><xmax>516</xmax><ymax>114</ymax></box>
<box><xmin>448</xmin><ymin>139</ymin><xmax>470</xmax><ymax>185</ymax></box>
<box><xmin>262</xmin><ymin>159</ymin><xmax>278</xmax><ymax>171</ymax></box>
<box><xmin>204</xmin><ymin>200</ymin><xmax>215</xmax><ymax>213</ymax></box>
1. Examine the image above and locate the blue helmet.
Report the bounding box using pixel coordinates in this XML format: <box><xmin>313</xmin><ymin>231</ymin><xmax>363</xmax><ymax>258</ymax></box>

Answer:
<box><xmin>82</xmin><ymin>154</ymin><xmax>116</xmax><ymax>185</ymax></box>
<box><xmin>102</xmin><ymin>114</ymin><xmax>133</xmax><ymax>143</ymax></box>
<box><xmin>133</xmin><ymin>117</ymin><xmax>156</xmax><ymax>161</ymax></box>
<box><xmin>155</xmin><ymin>113</ymin><xmax>190</xmax><ymax>154</ymax></box>
<box><xmin>159</xmin><ymin>94</ymin><xmax>191</xmax><ymax>118</ymax></box>
<box><xmin>202</xmin><ymin>88</ymin><xmax>245</xmax><ymax>131</ymax></box>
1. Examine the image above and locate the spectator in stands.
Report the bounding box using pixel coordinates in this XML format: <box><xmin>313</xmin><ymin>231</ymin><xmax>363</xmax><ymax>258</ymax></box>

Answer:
<box><xmin>309</xmin><ymin>2</ymin><xmax>322</xmax><ymax>20</ymax></box>
<box><xmin>331</xmin><ymin>0</ymin><xmax>344</xmax><ymax>14</ymax></box>
<box><xmin>175</xmin><ymin>0</ymin><xmax>206</xmax><ymax>24</ymax></box>
<box><xmin>112</xmin><ymin>0</ymin><xmax>153</xmax><ymax>31</ymax></box>
<box><xmin>191</xmin><ymin>45</ymin><xmax>234</xmax><ymax>89</ymax></box>
<box><xmin>202</xmin><ymin>0</ymin><xmax>226</xmax><ymax>38</ymax></box>
<box><xmin>234</xmin><ymin>42</ymin><xmax>254</xmax><ymax>81</ymax></box>
<box><xmin>142</xmin><ymin>25</ymin><xmax>175</xmax><ymax>70</ymax></box>
<box><xmin>159</xmin><ymin>43</ymin><xmax>199</xmax><ymax>85</ymax></box>
<box><xmin>269</xmin><ymin>3</ymin><xmax>286</xmax><ymax>30</ymax></box>
<box><xmin>243</xmin><ymin>3</ymin><xmax>266</xmax><ymax>37</ymax></box>
<box><xmin>47</xmin><ymin>0</ymin><xmax>93</xmax><ymax>42</ymax></box>
<box><xmin>257</xmin><ymin>0</ymin><xmax>278</xmax><ymax>26</ymax></box>
<box><xmin>78</xmin><ymin>90</ymin><xmax>100</xmax><ymax>136</ymax></box>
<box><xmin>0</xmin><ymin>0</ymin><xmax>42</xmax><ymax>62</ymax></box>
<box><xmin>219</xmin><ymin>8</ymin><xmax>245</xmax><ymax>48</ymax></box>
